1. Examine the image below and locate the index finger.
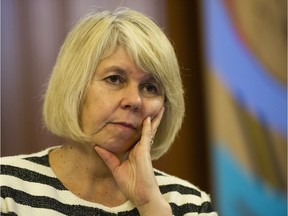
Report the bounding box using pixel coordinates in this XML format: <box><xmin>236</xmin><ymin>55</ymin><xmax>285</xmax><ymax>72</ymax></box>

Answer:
<box><xmin>151</xmin><ymin>106</ymin><xmax>165</xmax><ymax>134</ymax></box>
<box><xmin>140</xmin><ymin>106</ymin><xmax>165</xmax><ymax>148</ymax></box>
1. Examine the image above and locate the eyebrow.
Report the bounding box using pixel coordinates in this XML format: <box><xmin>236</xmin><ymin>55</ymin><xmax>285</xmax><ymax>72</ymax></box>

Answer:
<box><xmin>103</xmin><ymin>66</ymin><xmax>127</xmax><ymax>75</ymax></box>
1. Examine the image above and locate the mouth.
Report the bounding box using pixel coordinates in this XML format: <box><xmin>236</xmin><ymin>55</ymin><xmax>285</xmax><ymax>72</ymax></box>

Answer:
<box><xmin>110</xmin><ymin>122</ymin><xmax>137</xmax><ymax>130</ymax></box>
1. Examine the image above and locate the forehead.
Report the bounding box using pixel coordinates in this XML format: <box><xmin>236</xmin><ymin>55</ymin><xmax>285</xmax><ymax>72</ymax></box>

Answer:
<box><xmin>100</xmin><ymin>45</ymin><xmax>154</xmax><ymax>73</ymax></box>
<box><xmin>97</xmin><ymin>47</ymin><xmax>151</xmax><ymax>77</ymax></box>
<box><xmin>99</xmin><ymin>47</ymin><xmax>136</xmax><ymax>67</ymax></box>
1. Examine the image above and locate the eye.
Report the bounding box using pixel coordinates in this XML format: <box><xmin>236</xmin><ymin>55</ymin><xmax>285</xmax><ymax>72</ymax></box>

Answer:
<box><xmin>142</xmin><ymin>83</ymin><xmax>160</xmax><ymax>95</ymax></box>
<box><xmin>104</xmin><ymin>75</ymin><xmax>125</xmax><ymax>85</ymax></box>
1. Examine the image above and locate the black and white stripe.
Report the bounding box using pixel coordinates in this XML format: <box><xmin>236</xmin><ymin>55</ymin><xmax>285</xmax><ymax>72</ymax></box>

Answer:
<box><xmin>1</xmin><ymin>147</ymin><xmax>217</xmax><ymax>215</ymax></box>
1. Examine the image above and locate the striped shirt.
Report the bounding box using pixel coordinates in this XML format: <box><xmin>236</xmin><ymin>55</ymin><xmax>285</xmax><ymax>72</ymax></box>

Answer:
<box><xmin>1</xmin><ymin>147</ymin><xmax>217</xmax><ymax>215</ymax></box>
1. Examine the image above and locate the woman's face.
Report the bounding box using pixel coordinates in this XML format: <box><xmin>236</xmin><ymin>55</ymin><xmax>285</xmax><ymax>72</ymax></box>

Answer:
<box><xmin>80</xmin><ymin>47</ymin><xmax>164</xmax><ymax>155</ymax></box>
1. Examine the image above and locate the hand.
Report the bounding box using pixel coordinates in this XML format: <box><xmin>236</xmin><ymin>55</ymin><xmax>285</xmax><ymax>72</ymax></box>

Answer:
<box><xmin>95</xmin><ymin>107</ymin><xmax>172</xmax><ymax>215</ymax></box>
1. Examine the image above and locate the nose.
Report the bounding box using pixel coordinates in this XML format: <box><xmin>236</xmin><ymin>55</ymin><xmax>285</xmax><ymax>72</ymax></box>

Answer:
<box><xmin>120</xmin><ymin>84</ymin><xmax>142</xmax><ymax>111</ymax></box>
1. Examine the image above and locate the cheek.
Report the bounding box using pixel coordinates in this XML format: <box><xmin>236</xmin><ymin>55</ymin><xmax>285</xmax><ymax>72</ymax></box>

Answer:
<box><xmin>80</xmin><ymin>92</ymin><xmax>113</xmax><ymax>134</ymax></box>
<box><xmin>145</xmin><ymin>98</ymin><xmax>164</xmax><ymax>119</ymax></box>
<box><xmin>80</xmin><ymin>102</ymin><xmax>95</xmax><ymax>134</ymax></box>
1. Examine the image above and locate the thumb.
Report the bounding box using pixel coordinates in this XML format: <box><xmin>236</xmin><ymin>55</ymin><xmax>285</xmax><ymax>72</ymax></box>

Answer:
<box><xmin>94</xmin><ymin>146</ymin><xmax>121</xmax><ymax>174</ymax></box>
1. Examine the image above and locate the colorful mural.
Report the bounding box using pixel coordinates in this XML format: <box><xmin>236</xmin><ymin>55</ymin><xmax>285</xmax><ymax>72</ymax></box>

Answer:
<box><xmin>202</xmin><ymin>0</ymin><xmax>287</xmax><ymax>215</ymax></box>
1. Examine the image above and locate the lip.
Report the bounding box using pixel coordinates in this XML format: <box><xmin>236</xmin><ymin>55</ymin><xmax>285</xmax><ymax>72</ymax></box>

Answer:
<box><xmin>110</xmin><ymin>122</ymin><xmax>137</xmax><ymax>130</ymax></box>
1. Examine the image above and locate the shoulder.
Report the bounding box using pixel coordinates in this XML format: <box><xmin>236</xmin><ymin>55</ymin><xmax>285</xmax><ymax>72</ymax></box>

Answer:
<box><xmin>1</xmin><ymin>146</ymin><xmax>63</xmax><ymax>194</ymax></box>
<box><xmin>0</xmin><ymin>146</ymin><xmax>60</xmax><ymax>187</ymax></box>
<box><xmin>154</xmin><ymin>169</ymin><xmax>217</xmax><ymax>215</ymax></box>
<box><xmin>0</xmin><ymin>146</ymin><xmax>66</xmax><ymax>215</ymax></box>
<box><xmin>1</xmin><ymin>146</ymin><xmax>58</xmax><ymax>166</ymax></box>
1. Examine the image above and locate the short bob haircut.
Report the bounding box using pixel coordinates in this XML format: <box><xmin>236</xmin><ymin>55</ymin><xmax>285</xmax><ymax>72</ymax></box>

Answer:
<box><xmin>43</xmin><ymin>8</ymin><xmax>185</xmax><ymax>160</ymax></box>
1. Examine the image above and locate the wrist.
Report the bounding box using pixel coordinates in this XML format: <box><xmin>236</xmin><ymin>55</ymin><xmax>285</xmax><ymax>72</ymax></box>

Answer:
<box><xmin>137</xmin><ymin>197</ymin><xmax>172</xmax><ymax>216</ymax></box>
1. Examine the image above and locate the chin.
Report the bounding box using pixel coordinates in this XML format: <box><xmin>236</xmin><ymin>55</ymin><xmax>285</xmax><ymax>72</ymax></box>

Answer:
<box><xmin>108</xmin><ymin>141</ymin><xmax>136</xmax><ymax>155</ymax></box>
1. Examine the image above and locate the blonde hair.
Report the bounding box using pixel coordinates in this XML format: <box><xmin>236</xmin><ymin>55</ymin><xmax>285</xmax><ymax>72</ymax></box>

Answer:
<box><xmin>43</xmin><ymin>8</ymin><xmax>185</xmax><ymax>159</ymax></box>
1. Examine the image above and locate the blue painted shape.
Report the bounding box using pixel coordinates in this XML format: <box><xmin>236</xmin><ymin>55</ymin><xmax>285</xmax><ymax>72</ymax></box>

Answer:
<box><xmin>212</xmin><ymin>144</ymin><xmax>287</xmax><ymax>216</ymax></box>
<box><xmin>203</xmin><ymin>0</ymin><xmax>287</xmax><ymax>135</ymax></box>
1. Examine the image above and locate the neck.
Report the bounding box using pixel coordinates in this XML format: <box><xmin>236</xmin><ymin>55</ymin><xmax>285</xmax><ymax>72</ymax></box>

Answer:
<box><xmin>50</xmin><ymin>141</ymin><xmax>112</xmax><ymax>179</ymax></box>
<box><xmin>49</xmin><ymin>141</ymin><xmax>127</xmax><ymax>206</ymax></box>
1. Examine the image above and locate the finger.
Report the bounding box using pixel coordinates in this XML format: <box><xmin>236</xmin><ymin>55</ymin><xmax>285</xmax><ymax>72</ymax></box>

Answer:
<box><xmin>94</xmin><ymin>146</ymin><xmax>121</xmax><ymax>175</ymax></box>
<box><xmin>139</xmin><ymin>107</ymin><xmax>165</xmax><ymax>149</ymax></box>
<box><xmin>151</xmin><ymin>106</ymin><xmax>165</xmax><ymax>135</ymax></box>
<box><xmin>139</xmin><ymin>116</ymin><xmax>153</xmax><ymax>148</ymax></box>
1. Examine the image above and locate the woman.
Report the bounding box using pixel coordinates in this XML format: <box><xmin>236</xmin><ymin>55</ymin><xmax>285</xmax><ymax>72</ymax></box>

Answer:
<box><xmin>1</xmin><ymin>8</ymin><xmax>217</xmax><ymax>215</ymax></box>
